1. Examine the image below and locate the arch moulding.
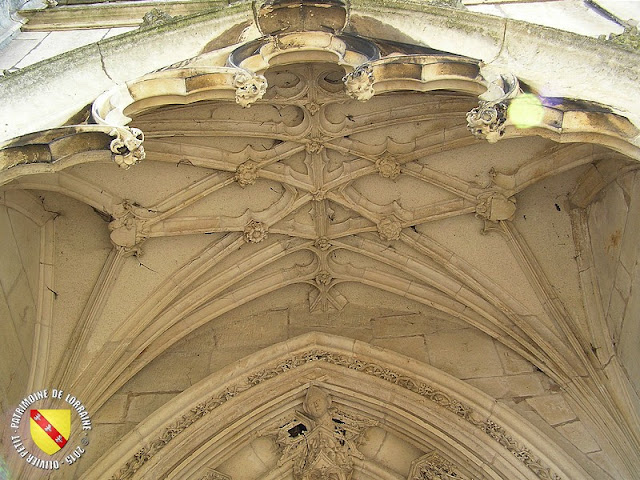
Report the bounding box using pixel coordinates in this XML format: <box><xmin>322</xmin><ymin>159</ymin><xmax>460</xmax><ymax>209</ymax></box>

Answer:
<box><xmin>85</xmin><ymin>333</ymin><xmax>591</xmax><ymax>480</ymax></box>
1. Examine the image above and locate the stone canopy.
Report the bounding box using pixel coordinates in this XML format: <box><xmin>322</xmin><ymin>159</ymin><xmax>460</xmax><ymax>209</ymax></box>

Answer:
<box><xmin>1</xmin><ymin>1</ymin><xmax>640</xmax><ymax>480</ymax></box>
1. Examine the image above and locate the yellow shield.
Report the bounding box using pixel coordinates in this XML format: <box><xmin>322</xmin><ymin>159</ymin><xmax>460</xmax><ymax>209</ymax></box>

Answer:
<box><xmin>30</xmin><ymin>409</ymin><xmax>71</xmax><ymax>455</ymax></box>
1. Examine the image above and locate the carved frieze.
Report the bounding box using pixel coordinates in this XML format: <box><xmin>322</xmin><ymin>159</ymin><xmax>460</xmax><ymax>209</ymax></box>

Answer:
<box><xmin>200</xmin><ymin>470</ymin><xmax>231</xmax><ymax>480</ymax></box>
<box><xmin>112</xmin><ymin>350</ymin><xmax>563</xmax><ymax>480</ymax></box>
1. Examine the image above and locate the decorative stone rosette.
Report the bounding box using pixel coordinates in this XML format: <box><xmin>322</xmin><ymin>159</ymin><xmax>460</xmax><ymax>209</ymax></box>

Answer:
<box><xmin>235</xmin><ymin>161</ymin><xmax>258</xmax><ymax>187</ymax></box>
<box><xmin>243</xmin><ymin>219</ymin><xmax>268</xmax><ymax>243</ymax></box>
<box><xmin>377</xmin><ymin>216</ymin><xmax>402</xmax><ymax>241</ymax></box>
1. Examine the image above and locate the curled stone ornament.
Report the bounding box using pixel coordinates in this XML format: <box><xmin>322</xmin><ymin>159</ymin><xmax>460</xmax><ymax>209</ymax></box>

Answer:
<box><xmin>109</xmin><ymin>127</ymin><xmax>145</xmax><ymax>169</ymax></box>
<box><xmin>233</xmin><ymin>72</ymin><xmax>268</xmax><ymax>108</ymax></box>
<box><xmin>377</xmin><ymin>216</ymin><xmax>402</xmax><ymax>241</ymax></box>
<box><xmin>466</xmin><ymin>102</ymin><xmax>508</xmax><ymax>143</ymax></box>
<box><xmin>343</xmin><ymin>64</ymin><xmax>375</xmax><ymax>102</ymax></box>
<box><xmin>243</xmin><ymin>220</ymin><xmax>268</xmax><ymax>243</ymax></box>
<box><xmin>375</xmin><ymin>154</ymin><xmax>401</xmax><ymax>179</ymax></box>
<box><xmin>235</xmin><ymin>161</ymin><xmax>258</xmax><ymax>187</ymax></box>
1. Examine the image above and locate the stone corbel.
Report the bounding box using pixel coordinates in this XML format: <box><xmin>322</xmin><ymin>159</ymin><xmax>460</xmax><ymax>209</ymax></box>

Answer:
<box><xmin>108</xmin><ymin>126</ymin><xmax>146</xmax><ymax>169</ymax></box>
<box><xmin>108</xmin><ymin>201</ymin><xmax>150</xmax><ymax>253</ymax></box>
<box><xmin>475</xmin><ymin>191</ymin><xmax>516</xmax><ymax>222</ymax></box>
<box><xmin>467</xmin><ymin>73</ymin><xmax>520</xmax><ymax>143</ymax></box>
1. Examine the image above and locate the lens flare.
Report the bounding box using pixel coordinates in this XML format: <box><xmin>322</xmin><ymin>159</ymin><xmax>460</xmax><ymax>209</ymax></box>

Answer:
<box><xmin>507</xmin><ymin>93</ymin><xmax>544</xmax><ymax>129</ymax></box>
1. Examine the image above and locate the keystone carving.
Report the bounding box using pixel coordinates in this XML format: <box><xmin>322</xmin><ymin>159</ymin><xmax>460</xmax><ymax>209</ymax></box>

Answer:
<box><xmin>377</xmin><ymin>216</ymin><xmax>402</xmax><ymax>241</ymax></box>
<box><xmin>408</xmin><ymin>451</ymin><xmax>463</xmax><ymax>480</ymax></box>
<box><xmin>233</xmin><ymin>72</ymin><xmax>268</xmax><ymax>108</ymax></box>
<box><xmin>109</xmin><ymin>127</ymin><xmax>146</xmax><ymax>169</ymax></box>
<box><xmin>375</xmin><ymin>154</ymin><xmax>401</xmax><ymax>179</ymax></box>
<box><xmin>270</xmin><ymin>386</ymin><xmax>375</xmax><ymax>480</ymax></box>
<box><xmin>243</xmin><ymin>219</ymin><xmax>268</xmax><ymax>243</ymax></box>
<box><xmin>475</xmin><ymin>192</ymin><xmax>516</xmax><ymax>222</ymax></box>
<box><xmin>314</xmin><ymin>237</ymin><xmax>331</xmax><ymax>251</ymax></box>
<box><xmin>343</xmin><ymin>64</ymin><xmax>375</xmax><ymax>102</ymax></box>
<box><xmin>306</xmin><ymin>141</ymin><xmax>324</xmax><ymax>154</ymax></box>
<box><xmin>306</xmin><ymin>102</ymin><xmax>321</xmax><ymax>115</ymax></box>
<box><xmin>235</xmin><ymin>161</ymin><xmax>258</xmax><ymax>187</ymax></box>
<box><xmin>315</xmin><ymin>271</ymin><xmax>332</xmax><ymax>286</ymax></box>
<box><xmin>467</xmin><ymin>73</ymin><xmax>519</xmax><ymax>143</ymax></box>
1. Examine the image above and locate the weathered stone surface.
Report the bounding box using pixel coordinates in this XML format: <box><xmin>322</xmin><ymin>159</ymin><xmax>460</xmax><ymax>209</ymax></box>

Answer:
<box><xmin>526</xmin><ymin>394</ymin><xmax>577</xmax><ymax>426</ymax></box>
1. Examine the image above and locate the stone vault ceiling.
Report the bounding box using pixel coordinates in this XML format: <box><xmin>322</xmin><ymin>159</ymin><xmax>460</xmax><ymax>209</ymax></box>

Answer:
<box><xmin>1</xmin><ymin>2</ymin><xmax>640</xmax><ymax>480</ymax></box>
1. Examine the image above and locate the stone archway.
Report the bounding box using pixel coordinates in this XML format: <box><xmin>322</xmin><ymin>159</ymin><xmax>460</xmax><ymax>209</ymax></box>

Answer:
<box><xmin>86</xmin><ymin>333</ymin><xmax>588</xmax><ymax>480</ymax></box>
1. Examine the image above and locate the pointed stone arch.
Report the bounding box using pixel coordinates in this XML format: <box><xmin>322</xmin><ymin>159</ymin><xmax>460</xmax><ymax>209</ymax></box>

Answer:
<box><xmin>85</xmin><ymin>333</ymin><xmax>591</xmax><ymax>480</ymax></box>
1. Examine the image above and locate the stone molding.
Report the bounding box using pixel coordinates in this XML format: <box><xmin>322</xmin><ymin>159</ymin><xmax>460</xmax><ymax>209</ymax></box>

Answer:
<box><xmin>102</xmin><ymin>336</ymin><xmax>572</xmax><ymax>480</ymax></box>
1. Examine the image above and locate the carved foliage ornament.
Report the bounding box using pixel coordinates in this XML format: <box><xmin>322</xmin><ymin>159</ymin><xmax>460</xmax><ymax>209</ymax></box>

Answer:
<box><xmin>233</xmin><ymin>72</ymin><xmax>268</xmax><ymax>108</ymax></box>
<box><xmin>111</xmin><ymin>350</ymin><xmax>562</xmax><ymax>480</ymax></box>
<box><xmin>375</xmin><ymin>154</ymin><xmax>401</xmax><ymax>179</ymax></box>
<box><xmin>343</xmin><ymin>64</ymin><xmax>375</xmax><ymax>102</ymax></box>
<box><xmin>467</xmin><ymin>74</ymin><xmax>519</xmax><ymax>143</ymax></box>
<box><xmin>235</xmin><ymin>161</ymin><xmax>258</xmax><ymax>187</ymax></box>
<box><xmin>409</xmin><ymin>452</ymin><xmax>461</xmax><ymax>480</ymax></box>
<box><xmin>109</xmin><ymin>127</ymin><xmax>146</xmax><ymax>169</ymax></box>
<box><xmin>244</xmin><ymin>219</ymin><xmax>268</xmax><ymax>243</ymax></box>
<box><xmin>377</xmin><ymin>216</ymin><xmax>402</xmax><ymax>241</ymax></box>
<box><xmin>271</xmin><ymin>387</ymin><xmax>375</xmax><ymax>480</ymax></box>
<box><xmin>466</xmin><ymin>102</ymin><xmax>507</xmax><ymax>143</ymax></box>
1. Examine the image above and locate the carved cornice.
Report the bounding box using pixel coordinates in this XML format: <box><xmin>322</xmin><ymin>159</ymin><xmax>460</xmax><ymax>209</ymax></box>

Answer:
<box><xmin>110</xmin><ymin>350</ymin><xmax>562</xmax><ymax>480</ymax></box>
